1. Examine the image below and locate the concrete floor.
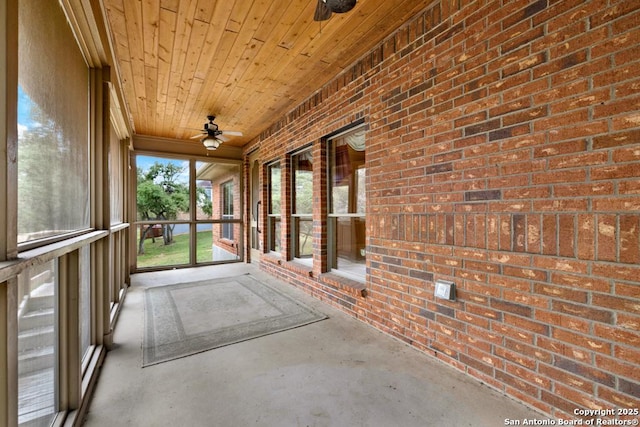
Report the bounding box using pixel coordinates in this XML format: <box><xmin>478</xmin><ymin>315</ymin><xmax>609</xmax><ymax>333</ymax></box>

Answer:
<box><xmin>83</xmin><ymin>263</ymin><xmax>544</xmax><ymax>427</ymax></box>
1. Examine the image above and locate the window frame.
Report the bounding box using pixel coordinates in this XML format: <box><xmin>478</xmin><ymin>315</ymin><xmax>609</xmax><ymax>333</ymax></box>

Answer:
<box><xmin>327</xmin><ymin>125</ymin><xmax>367</xmax><ymax>281</ymax></box>
<box><xmin>220</xmin><ymin>180</ymin><xmax>234</xmax><ymax>240</ymax></box>
<box><xmin>266</xmin><ymin>161</ymin><xmax>282</xmax><ymax>254</ymax></box>
<box><xmin>290</xmin><ymin>146</ymin><xmax>314</xmax><ymax>261</ymax></box>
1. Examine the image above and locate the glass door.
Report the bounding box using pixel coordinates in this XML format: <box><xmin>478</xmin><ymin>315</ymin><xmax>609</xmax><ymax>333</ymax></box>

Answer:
<box><xmin>135</xmin><ymin>155</ymin><xmax>243</xmax><ymax>270</ymax></box>
<box><xmin>249</xmin><ymin>150</ymin><xmax>262</xmax><ymax>263</ymax></box>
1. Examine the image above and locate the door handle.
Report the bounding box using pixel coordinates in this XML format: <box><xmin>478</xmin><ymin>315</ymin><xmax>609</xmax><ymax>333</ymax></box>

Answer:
<box><xmin>256</xmin><ymin>200</ymin><xmax>261</xmax><ymax>233</ymax></box>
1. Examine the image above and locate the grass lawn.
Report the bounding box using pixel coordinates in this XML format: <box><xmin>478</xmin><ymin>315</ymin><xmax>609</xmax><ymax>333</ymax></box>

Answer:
<box><xmin>137</xmin><ymin>230</ymin><xmax>212</xmax><ymax>268</ymax></box>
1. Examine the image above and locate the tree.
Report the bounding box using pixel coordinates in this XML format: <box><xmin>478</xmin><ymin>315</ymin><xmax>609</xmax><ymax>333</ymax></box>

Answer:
<box><xmin>17</xmin><ymin>91</ymin><xmax>89</xmax><ymax>242</ymax></box>
<box><xmin>136</xmin><ymin>161</ymin><xmax>189</xmax><ymax>254</ymax></box>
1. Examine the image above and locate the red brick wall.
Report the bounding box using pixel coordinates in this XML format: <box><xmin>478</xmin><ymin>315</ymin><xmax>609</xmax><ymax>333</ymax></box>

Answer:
<box><xmin>246</xmin><ymin>0</ymin><xmax>640</xmax><ymax>419</ymax></box>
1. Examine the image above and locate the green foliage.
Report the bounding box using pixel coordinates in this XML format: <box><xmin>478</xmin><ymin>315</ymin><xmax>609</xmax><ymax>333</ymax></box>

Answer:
<box><xmin>137</xmin><ymin>230</ymin><xmax>213</xmax><ymax>268</ymax></box>
<box><xmin>136</xmin><ymin>161</ymin><xmax>190</xmax><ymax>253</ymax></box>
<box><xmin>17</xmin><ymin>94</ymin><xmax>89</xmax><ymax>240</ymax></box>
<box><xmin>136</xmin><ymin>162</ymin><xmax>189</xmax><ymax>221</ymax></box>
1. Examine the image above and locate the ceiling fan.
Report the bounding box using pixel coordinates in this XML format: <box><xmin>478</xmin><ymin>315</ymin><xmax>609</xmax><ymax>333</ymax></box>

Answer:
<box><xmin>190</xmin><ymin>115</ymin><xmax>243</xmax><ymax>150</ymax></box>
<box><xmin>314</xmin><ymin>0</ymin><xmax>357</xmax><ymax>21</ymax></box>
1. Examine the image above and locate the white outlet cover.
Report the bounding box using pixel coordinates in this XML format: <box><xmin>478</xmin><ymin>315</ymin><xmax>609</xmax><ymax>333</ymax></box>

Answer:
<box><xmin>434</xmin><ymin>280</ymin><xmax>455</xmax><ymax>300</ymax></box>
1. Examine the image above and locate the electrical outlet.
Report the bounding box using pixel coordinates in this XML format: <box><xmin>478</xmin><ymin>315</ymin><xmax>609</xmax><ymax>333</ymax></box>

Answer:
<box><xmin>434</xmin><ymin>279</ymin><xmax>455</xmax><ymax>301</ymax></box>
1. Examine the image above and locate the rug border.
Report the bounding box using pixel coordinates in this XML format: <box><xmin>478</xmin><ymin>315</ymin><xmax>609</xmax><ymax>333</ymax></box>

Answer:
<box><xmin>142</xmin><ymin>273</ymin><xmax>328</xmax><ymax>367</ymax></box>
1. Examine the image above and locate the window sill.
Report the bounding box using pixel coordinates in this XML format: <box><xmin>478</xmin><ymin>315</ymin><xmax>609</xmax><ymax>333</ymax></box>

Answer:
<box><xmin>263</xmin><ymin>252</ymin><xmax>283</xmax><ymax>265</ymax></box>
<box><xmin>218</xmin><ymin>238</ymin><xmax>237</xmax><ymax>247</ymax></box>
<box><xmin>319</xmin><ymin>272</ymin><xmax>367</xmax><ymax>298</ymax></box>
<box><xmin>283</xmin><ymin>259</ymin><xmax>314</xmax><ymax>277</ymax></box>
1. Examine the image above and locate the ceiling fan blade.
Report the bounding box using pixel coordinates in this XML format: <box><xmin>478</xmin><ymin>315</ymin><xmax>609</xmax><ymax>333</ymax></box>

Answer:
<box><xmin>217</xmin><ymin>135</ymin><xmax>229</xmax><ymax>143</ymax></box>
<box><xmin>221</xmin><ymin>130</ymin><xmax>243</xmax><ymax>137</ymax></box>
<box><xmin>190</xmin><ymin>133</ymin><xmax>205</xmax><ymax>139</ymax></box>
<box><xmin>314</xmin><ymin>0</ymin><xmax>332</xmax><ymax>21</ymax></box>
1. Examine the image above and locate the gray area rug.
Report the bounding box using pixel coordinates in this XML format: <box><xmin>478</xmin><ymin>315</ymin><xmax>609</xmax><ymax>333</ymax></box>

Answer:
<box><xmin>143</xmin><ymin>274</ymin><xmax>327</xmax><ymax>367</ymax></box>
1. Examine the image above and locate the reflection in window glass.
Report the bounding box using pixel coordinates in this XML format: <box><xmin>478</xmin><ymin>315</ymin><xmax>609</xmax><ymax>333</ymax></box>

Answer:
<box><xmin>18</xmin><ymin>0</ymin><xmax>89</xmax><ymax>244</ymax></box>
<box><xmin>221</xmin><ymin>181</ymin><xmax>234</xmax><ymax>240</ymax></box>
<box><xmin>268</xmin><ymin>163</ymin><xmax>281</xmax><ymax>253</ymax></box>
<box><xmin>329</xmin><ymin>128</ymin><xmax>366</xmax><ymax>279</ymax></box>
<box><xmin>195</xmin><ymin>161</ymin><xmax>214</xmax><ymax>221</ymax></box>
<box><xmin>17</xmin><ymin>260</ymin><xmax>58</xmax><ymax>427</ymax></box>
<box><xmin>292</xmin><ymin>150</ymin><xmax>313</xmax><ymax>259</ymax></box>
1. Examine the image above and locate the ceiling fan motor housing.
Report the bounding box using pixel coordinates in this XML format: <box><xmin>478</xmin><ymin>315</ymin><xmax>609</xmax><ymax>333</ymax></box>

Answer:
<box><xmin>326</xmin><ymin>0</ymin><xmax>357</xmax><ymax>13</ymax></box>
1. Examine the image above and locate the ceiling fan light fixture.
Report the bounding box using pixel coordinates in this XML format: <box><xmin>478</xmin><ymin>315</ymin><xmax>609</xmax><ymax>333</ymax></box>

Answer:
<box><xmin>326</xmin><ymin>0</ymin><xmax>357</xmax><ymax>13</ymax></box>
<box><xmin>202</xmin><ymin>137</ymin><xmax>220</xmax><ymax>150</ymax></box>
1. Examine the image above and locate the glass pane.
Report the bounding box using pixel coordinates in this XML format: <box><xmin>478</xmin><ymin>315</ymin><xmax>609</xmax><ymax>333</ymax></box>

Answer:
<box><xmin>18</xmin><ymin>1</ymin><xmax>89</xmax><ymax>244</ymax></box>
<box><xmin>292</xmin><ymin>150</ymin><xmax>313</xmax><ymax>215</ymax></box>
<box><xmin>195</xmin><ymin>161</ymin><xmax>214</xmax><ymax>220</ymax></box>
<box><xmin>356</xmin><ymin>167</ymin><xmax>366</xmax><ymax>214</ymax></box>
<box><xmin>334</xmin><ymin>217</ymin><xmax>366</xmax><ymax>277</ymax></box>
<box><xmin>196</xmin><ymin>223</ymin><xmax>213</xmax><ymax>263</ymax></box>
<box><xmin>330</xmin><ymin>130</ymin><xmax>365</xmax><ymax>215</ymax></box>
<box><xmin>136</xmin><ymin>156</ymin><xmax>190</xmax><ymax>223</ymax></box>
<box><xmin>137</xmin><ymin>223</ymin><xmax>190</xmax><ymax>268</ymax></box>
<box><xmin>110</xmin><ymin>122</ymin><xmax>123</xmax><ymax>224</ymax></box>
<box><xmin>295</xmin><ymin>217</ymin><xmax>313</xmax><ymax>258</ymax></box>
<box><xmin>18</xmin><ymin>260</ymin><xmax>58</xmax><ymax>427</ymax></box>
<box><xmin>196</xmin><ymin>161</ymin><xmax>241</xmax><ymax>221</ymax></box>
<box><xmin>212</xmin><ymin>223</ymin><xmax>241</xmax><ymax>262</ymax></box>
<box><xmin>269</xmin><ymin>163</ymin><xmax>281</xmax><ymax>215</ymax></box>
<box><xmin>79</xmin><ymin>246</ymin><xmax>91</xmax><ymax>362</ymax></box>
<box><xmin>269</xmin><ymin>217</ymin><xmax>281</xmax><ymax>253</ymax></box>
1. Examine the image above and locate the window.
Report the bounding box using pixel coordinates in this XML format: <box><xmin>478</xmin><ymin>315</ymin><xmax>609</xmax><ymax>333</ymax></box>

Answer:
<box><xmin>267</xmin><ymin>162</ymin><xmax>281</xmax><ymax>253</ymax></box>
<box><xmin>292</xmin><ymin>149</ymin><xmax>314</xmax><ymax>260</ymax></box>
<box><xmin>17</xmin><ymin>260</ymin><xmax>58</xmax><ymax>427</ymax></box>
<box><xmin>17</xmin><ymin>0</ymin><xmax>90</xmax><ymax>245</ymax></box>
<box><xmin>328</xmin><ymin>127</ymin><xmax>366</xmax><ymax>280</ymax></box>
<box><xmin>136</xmin><ymin>156</ymin><xmax>242</xmax><ymax>268</ymax></box>
<box><xmin>221</xmin><ymin>180</ymin><xmax>234</xmax><ymax>240</ymax></box>
<box><xmin>109</xmin><ymin>121</ymin><xmax>124</xmax><ymax>224</ymax></box>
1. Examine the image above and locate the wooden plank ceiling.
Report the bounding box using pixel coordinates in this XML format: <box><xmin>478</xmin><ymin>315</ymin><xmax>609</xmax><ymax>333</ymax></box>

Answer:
<box><xmin>102</xmin><ymin>0</ymin><xmax>434</xmax><ymax>147</ymax></box>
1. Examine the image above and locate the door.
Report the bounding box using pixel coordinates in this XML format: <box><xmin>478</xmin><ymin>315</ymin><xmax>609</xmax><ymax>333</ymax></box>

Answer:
<box><xmin>249</xmin><ymin>150</ymin><xmax>262</xmax><ymax>263</ymax></box>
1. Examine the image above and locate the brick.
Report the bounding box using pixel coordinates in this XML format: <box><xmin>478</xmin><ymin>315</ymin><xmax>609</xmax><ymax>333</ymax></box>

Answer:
<box><xmin>533</xmin><ymin>140</ymin><xmax>586</xmax><ymax>158</ymax></box>
<box><xmin>593</xmin><ymin>197</ymin><xmax>640</xmax><ymax>213</ymax></box>
<box><xmin>537</xmin><ymin>337</ymin><xmax>592</xmax><ymax>363</ymax></box>
<box><xmin>512</xmin><ymin>214</ymin><xmax>526</xmax><ymax>252</ymax></box>
<box><xmin>594</xmin><ymin>325</ymin><xmax>640</xmax><ymax>348</ymax></box>
<box><xmin>495</xmin><ymin>370</ymin><xmax>539</xmax><ymax>396</ymax></box>
<box><xmin>532</xmin><ymin>169</ymin><xmax>587</xmax><ymax>185</ymax></box>
<box><xmin>558</xmin><ymin>215</ymin><xmax>576</xmax><ymax>258</ymax></box>
<box><xmin>554</xmin><ymin>183</ymin><xmax>614</xmax><ymax>198</ymax></box>
<box><xmin>503</xmin><ymin>265</ymin><xmax>547</xmax><ymax>281</ymax></box>
<box><xmin>539</xmin><ymin>364</ymin><xmax>594</xmax><ymax>394</ymax></box>
<box><xmin>613</xmin><ymin>146</ymin><xmax>640</xmax><ymax>163</ymax></box>
<box><xmin>554</xmin><ymin>357</ymin><xmax>615</xmax><ymax>387</ymax></box>
<box><xmin>593</xmin><ymin>129</ymin><xmax>640</xmax><ymax>150</ymax></box>
<box><xmin>576</xmin><ymin>214</ymin><xmax>596</xmax><ymax>260</ymax></box>
<box><xmin>542</xmin><ymin>214</ymin><xmax>557</xmax><ymax>256</ymax></box>
<box><xmin>597</xmin><ymin>214</ymin><xmax>617</xmax><ymax>262</ymax></box>
<box><xmin>534</xmin><ymin>283</ymin><xmax>587</xmax><ymax>303</ymax></box>
<box><xmin>552</xmin><ymin>300</ymin><xmax>614</xmax><ymax>324</ymax></box>
<box><xmin>490</xmin><ymin>298</ymin><xmax>532</xmax><ymax>318</ymax></box>
<box><xmin>619</xmin><ymin>215</ymin><xmax>640</xmax><ymax>264</ymax></box>
<box><xmin>535</xmin><ymin>309</ymin><xmax>590</xmax><ymax>333</ymax></box>
<box><xmin>596</xmin><ymin>354</ymin><xmax>640</xmax><ymax>382</ymax></box>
